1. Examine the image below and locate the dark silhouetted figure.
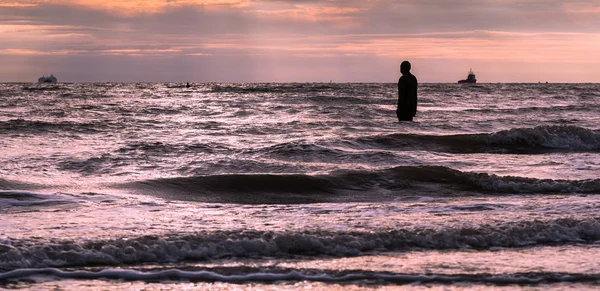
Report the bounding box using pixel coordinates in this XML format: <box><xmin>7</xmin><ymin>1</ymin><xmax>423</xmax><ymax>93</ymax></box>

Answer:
<box><xmin>396</xmin><ymin>61</ymin><xmax>418</xmax><ymax>121</ymax></box>
<box><xmin>186</xmin><ymin>82</ymin><xmax>190</xmax><ymax>88</ymax></box>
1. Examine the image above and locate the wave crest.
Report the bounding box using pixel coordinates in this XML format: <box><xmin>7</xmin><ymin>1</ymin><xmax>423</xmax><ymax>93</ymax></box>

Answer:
<box><xmin>354</xmin><ymin>126</ymin><xmax>600</xmax><ymax>154</ymax></box>
<box><xmin>1</xmin><ymin>268</ymin><xmax>598</xmax><ymax>284</ymax></box>
<box><xmin>1</xmin><ymin>217</ymin><xmax>598</xmax><ymax>269</ymax></box>
<box><xmin>119</xmin><ymin>166</ymin><xmax>600</xmax><ymax>204</ymax></box>
<box><xmin>487</xmin><ymin>125</ymin><xmax>600</xmax><ymax>151</ymax></box>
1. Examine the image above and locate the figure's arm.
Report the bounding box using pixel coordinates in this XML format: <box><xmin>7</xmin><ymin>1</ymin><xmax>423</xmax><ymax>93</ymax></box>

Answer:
<box><xmin>413</xmin><ymin>79</ymin><xmax>418</xmax><ymax>116</ymax></box>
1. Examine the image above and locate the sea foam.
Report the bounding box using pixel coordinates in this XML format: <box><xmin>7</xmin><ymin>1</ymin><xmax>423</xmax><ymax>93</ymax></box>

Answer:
<box><xmin>1</xmin><ymin>217</ymin><xmax>598</xmax><ymax>270</ymax></box>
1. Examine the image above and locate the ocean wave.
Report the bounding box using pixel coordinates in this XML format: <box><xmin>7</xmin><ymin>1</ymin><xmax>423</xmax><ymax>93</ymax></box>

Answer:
<box><xmin>251</xmin><ymin>142</ymin><xmax>346</xmax><ymax>160</ymax></box>
<box><xmin>0</xmin><ymin>119</ymin><xmax>103</xmax><ymax>135</ymax></box>
<box><xmin>117</xmin><ymin>141</ymin><xmax>230</xmax><ymax>155</ymax></box>
<box><xmin>21</xmin><ymin>85</ymin><xmax>66</xmax><ymax>92</ymax></box>
<box><xmin>303</xmin><ymin>95</ymin><xmax>376</xmax><ymax>105</ymax></box>
<box><xmin>1</xmin><ymin>268</ymin><xmax>598</xmax><ymax>285</ymax></box>
<box><xmin>56</xmin><ymin>141</ymin><xmax>232</xmax><ymax>175</ymax></box>
<box><xmin>1</xmin><ymin>217</ymin><xmax>598</xmax><ymax>269</ymax></box>
<box><xmin>462</xmin><ymin>104</ymin><xmax>593</xmax><ymax>114</ymax></box>
<box><xmin>0</xmin><ymin>190</ymin><xmax>75</xmax><ymax>209</ymax></box>
<box><xmin>354</xmin><ymin>126</ymin><xmax>600</xmax><ymax>154</ymax></box>
<box><xmin>120</xmin><ymin>166</ymin><xmax>600</xmax><ymax>203</ymax></box>
<box><xmin>57</xmin><ymin>154</ymin><xmax>126</xmax><ymax>175</ymax></box>
<box><xmin>487</xmin><ymin>126</ymin><xmax>600</xmax><ymax>151</ymax></box>
<box><xmin>208</xmin><ymin>83</ymin><xmax>389</xmax><ymax>104</ymax></box>
<box><xmin>209</xmin><ymin>83</ymin><xmax>350</xmax><ymax>94</ymax></box>
<box><xmin>0</xmin><ymin>179</ymin><xmax>38</xmax><ymax>191</ymax></box>
<box><xmin>209</xmin><ymin>83</ymin><xmax>306</xmax><ymax>94</ymax></box>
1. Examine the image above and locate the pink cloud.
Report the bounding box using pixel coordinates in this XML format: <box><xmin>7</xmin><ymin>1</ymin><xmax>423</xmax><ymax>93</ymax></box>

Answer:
<box><xmin>0</xmin><ymin>48</ymin><xmax>75</xmax><ymax>55</ymax></box>
<box><xmin>62</xmin><ymin>0</ymin><xmax>249</xmax><ymax>15</ymax></box>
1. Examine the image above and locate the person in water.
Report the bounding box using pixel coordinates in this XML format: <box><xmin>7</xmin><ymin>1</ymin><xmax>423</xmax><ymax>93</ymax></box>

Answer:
<box><xmin>396</xmin><ymin>61</ymin><xmax>418</xmax><ymax>121</ymax></box>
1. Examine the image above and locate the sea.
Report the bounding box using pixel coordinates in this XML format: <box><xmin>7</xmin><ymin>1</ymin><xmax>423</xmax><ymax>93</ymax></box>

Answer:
<box><xmin>1</xmin><ymin>82</ymin><xmax>599</xmax><ymax>290</ymax></box>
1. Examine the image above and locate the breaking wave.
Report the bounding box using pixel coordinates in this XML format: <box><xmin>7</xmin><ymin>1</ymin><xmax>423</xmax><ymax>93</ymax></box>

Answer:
<box><xmin>1</xmin><ymin>268</ymin><xmax>599</xmax><ymax>285</ymax></box>
<box><xmin>487</xmin><ymin>126</ymin><xmax>600</xmax><ymax>151</ymax></box>
<box><xmin>1</xmin><ymin>217</ymin><xmax>598</xmax><ymax>269</ymax></box>
<box><xmin>355</xmin><ymin>126</ymin><xmax>600</xmax><ymax>154</ymax></box>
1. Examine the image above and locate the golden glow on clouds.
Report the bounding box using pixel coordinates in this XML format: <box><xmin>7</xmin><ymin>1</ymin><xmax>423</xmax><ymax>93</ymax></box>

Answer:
<box><xmin>2</xmin><ymin>0</ymin><xmax>360</xmax><ymax>20</ymax></box>
<box><xmin>0</xmin><ymin>49</ymin><xmax>42</xmax><ymax>55</ymax></box>
<box><xmin>100</xmin><ymin>48</ymin><xmax>182</xmax><ymax>55</ymax></box>
<box><xmin>253</xmin><ymin>6</ymin><xmax>361</xmax><ymax>21</ymax></box>
<box><xmin>251</xmin><ymin>5</ymin><xmax>362</xmax><ymax>28</ymax></box>
<box><xmin>66</xmin><ymin>0</ymin><xmax>249</xmax><ymax>15</ymax></box>
<box><xmin>197</xmin><ymin>31</ymin><xmax>600</xmax><ymax>63</ymax></box>
<box><xmin>2</xmin><ymin>0</ymin><xmax>600</xmax><ymax>81</ymax></box>
<box><xmin>0</xmin><ymin>0</ymin><xmax>249</xmax><ymax>14</ymax></box>
<box><xmin>2</xmin><ymin>26</ymin><xmax>599</xmax><ymax>64</ymax></box>
<box><xmin>364</xmin><ymin>33</ymin><xmax>600</xmax><ymax>63</ymax></box>
<box><xmin>0</xmin><ymin>47</ymin><xmax>184</xmax><ymax>56</ymax></box>
<box><xmin>0</xmin><ymin>2</ymin><xmax>38</xmax><ymax>7</ymax></box>
<box><xmin>0</xmin><ymin>48</ymin><xmax>74</xmax><ymax>55</ymax></box>
<box><xmin>0</xmin><ymin>23</ymin><xmax>93</xmax><ymax>44</ymax></box>
<box><xmin>0</xmin><ymin>24</ymin><xmax>53</xmax><ymax>33</ymax></box>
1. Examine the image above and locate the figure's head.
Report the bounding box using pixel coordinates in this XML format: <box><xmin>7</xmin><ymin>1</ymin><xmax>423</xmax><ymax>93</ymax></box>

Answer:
<box><xmin>400</xmin><ymin>61</ymin><xmax>411</xmax><ymax>75</ymax></box>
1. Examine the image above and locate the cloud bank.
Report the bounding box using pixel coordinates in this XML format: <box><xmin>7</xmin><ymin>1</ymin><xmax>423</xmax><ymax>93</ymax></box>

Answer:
<box><xmin>1</xmin><ymin>0</ymin><xmax>600</xmax><ymax>82</ymax></box>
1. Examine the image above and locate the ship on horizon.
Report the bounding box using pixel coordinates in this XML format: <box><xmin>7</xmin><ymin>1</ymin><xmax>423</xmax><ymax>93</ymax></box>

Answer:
<box><xmin>458</xmin><ymin>69</ymin><xmax>476</xmax><ymax>84</ymax></box>
<box><xmin>38</xmin><ymin>74</ymin><xmax>57</xmax><ymax>83</ymax></box>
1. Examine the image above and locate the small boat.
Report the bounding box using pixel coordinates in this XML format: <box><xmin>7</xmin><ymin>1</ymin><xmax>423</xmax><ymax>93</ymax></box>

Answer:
<box><xmin>38</xmin><ymin>74</ymin><xmax>58</xmax><ymax>83</ymax></box>
<box><xmin>458</xmin><ymin>69</ymin><xmax>476</xmax><ymax>84</ymax></box>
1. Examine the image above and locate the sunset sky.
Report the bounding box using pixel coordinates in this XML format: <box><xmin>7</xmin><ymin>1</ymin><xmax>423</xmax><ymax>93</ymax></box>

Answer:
<box><xmin>1</xmin><ymin>0</ymin><xmax>599</xmax><ymax>82</ymax></box>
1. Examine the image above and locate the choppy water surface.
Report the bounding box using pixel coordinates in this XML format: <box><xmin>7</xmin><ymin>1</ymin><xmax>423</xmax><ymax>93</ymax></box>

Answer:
<box><xmin>1</xmin><ymin>82</ymin><xmax>599</xmax><ymax>289</ymax></box>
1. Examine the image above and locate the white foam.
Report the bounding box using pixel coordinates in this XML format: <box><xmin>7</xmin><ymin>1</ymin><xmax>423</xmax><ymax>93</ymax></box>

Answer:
<box><xmin>0</xmin><ymin>268</ymin><xmax>595</xmax><ymax>285</ymax></box>
<box><xmin>471</xmin><ymin>174</ymin><xmax>600</xmax><ymax>193</ymax></box>
<box><xmin>487</xmin><ymin>126</ymin><xmax>600</xmax><ymax>150</ymax></box>
<box><xmin>1</xmin><ymin>218</ymin><xmax>598</xmax><ymax>270</ymax></box>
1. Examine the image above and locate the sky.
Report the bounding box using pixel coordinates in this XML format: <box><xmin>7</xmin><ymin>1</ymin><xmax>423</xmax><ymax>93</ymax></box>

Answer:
<box><xmin>1</xmin><ymin>0</ymin><xmax>599</xmax><ymax>82</ymax></box>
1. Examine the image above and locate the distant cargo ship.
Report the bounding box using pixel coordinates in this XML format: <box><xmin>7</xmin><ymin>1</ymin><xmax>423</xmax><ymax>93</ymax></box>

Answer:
<box><xmin>38</xmin><ymin>74</ymin><xmax>57</xmax><ymax>83</ymax></box>
<box><xmin>458</xmin><ymin>69</ymin><xmax>476</xmax><ymax>84</ymax></box>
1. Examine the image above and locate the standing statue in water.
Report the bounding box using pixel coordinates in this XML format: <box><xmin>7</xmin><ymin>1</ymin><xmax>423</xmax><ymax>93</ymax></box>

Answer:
<box><xmin>396</xmin><ymin>61</ymin><xmax>418</xmax><ymax>121</ymax></box>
